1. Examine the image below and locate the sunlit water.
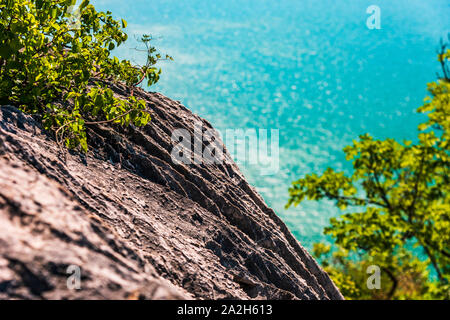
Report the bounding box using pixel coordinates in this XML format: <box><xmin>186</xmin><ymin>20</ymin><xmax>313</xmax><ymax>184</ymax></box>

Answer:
<box><xmin>93</xmin><ymin>0</ymin><xmax>449</xmax><ymax>249</ymax></box>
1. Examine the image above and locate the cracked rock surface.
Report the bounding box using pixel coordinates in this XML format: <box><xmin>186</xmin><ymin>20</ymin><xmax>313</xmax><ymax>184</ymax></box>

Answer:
<box><xmin>0</xmin><ymin>84</ymin><xmax>343</xmax><ymax>300</ymax></box>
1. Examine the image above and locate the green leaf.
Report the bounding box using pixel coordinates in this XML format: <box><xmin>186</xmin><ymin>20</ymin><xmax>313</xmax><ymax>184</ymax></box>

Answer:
<box><xmin>80</xmin><ymin>0</ymin><xmax>90</xmax><ymax>10</ymax></box>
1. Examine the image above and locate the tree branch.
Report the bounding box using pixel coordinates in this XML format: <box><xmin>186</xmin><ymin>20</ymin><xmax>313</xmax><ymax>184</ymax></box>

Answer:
<box><xmin>381</xmin><ymin>267</ymin><xmax>398</xmax><ymax>299</ymax></box>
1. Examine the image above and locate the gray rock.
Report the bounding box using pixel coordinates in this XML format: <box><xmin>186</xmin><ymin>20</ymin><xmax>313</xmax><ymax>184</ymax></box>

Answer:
<box><xmin>0</xmin><ymin>84</ymin><xmax>343</xmax><ymax>300</ymax></box>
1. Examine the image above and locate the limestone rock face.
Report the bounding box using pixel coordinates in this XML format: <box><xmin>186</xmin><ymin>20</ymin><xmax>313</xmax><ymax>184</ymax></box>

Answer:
<box><xmin>0</xmin><ymin>84</ymin><xmax>343</xmax><ymax>300</ymax></box>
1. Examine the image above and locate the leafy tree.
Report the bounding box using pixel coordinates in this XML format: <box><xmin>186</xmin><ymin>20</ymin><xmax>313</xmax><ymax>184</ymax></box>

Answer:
<box><xmin>0</xmin><ymin>0</ymin><xmax>172</xmax><ymax>151</ymax></box>
<box><xmin>287</xmin><ymin>39</ymin><xmax>450</xmax><ymax>299</ymax></box>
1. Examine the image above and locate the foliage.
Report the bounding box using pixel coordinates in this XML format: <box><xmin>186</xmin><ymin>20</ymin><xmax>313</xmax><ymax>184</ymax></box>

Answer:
<box><xmin>0</xmin><ymin>0</ymin><xmax>172</xmax><ymax>151</ymax></box>
<box><xmin>287</xmin><ymin>39</ymin><xmax>450</xmax><ymax>299</ymax></box>
<box><xmin>313</xmin><ymin>243</ymin><xmax>435</xmax><ymax>299</ymax></box>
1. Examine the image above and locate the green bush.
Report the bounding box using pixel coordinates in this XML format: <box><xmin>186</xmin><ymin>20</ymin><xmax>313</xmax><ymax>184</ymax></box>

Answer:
<box><xmin>0</xmin><ymin>0</ymin><xmax>171</xmax><ymax>151</ymax></box>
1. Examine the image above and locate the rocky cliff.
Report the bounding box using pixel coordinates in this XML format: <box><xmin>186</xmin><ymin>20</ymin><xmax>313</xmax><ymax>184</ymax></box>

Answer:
<box><xmin>0</xmin><ymin>82</ymin><xmax>343</xmax><ymax>300</ymax></box>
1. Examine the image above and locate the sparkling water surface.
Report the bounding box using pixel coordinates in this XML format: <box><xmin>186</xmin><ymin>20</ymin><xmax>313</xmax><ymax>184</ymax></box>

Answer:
<box><xmin>93</xmin><ymin>0</ymin><xmax>450</xmax><ymax>248</ymax></box>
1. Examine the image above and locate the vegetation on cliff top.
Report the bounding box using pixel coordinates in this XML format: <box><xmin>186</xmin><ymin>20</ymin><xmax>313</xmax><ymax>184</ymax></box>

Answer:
<box><xmin>288</xmin><ymin>38</ymin><xmax>450</xmax><ymax>299</ymax></box>
<box><xmin>0</xmin><ymin>0</ymin><xmax>171</xmax><ymax>152</ymax></box>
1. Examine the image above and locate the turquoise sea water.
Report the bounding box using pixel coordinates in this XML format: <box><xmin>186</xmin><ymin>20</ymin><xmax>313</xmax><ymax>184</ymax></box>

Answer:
<box><xmin>93</xmin><ymin>0</ymin><xmax>449</xmax><ymax>249</ymax></box>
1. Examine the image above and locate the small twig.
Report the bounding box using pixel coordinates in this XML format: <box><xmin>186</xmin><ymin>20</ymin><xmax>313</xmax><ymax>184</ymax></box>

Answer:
<box><xmin>85</xmin><ymin>107</ymin><xmax>151</xmax><ymax>126</ymax></box>
<box><xmin>437</xmin><ymin>40</ymin><xmax>449</xmax><ymax>81</ymax></box>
